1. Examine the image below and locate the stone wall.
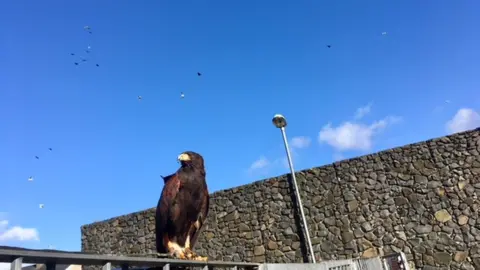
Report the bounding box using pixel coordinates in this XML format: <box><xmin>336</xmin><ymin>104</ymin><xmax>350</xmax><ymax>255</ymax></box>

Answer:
<box><xmin>81</xmin><ymin>128</ymin><xmax>480</xmax><ymax>269</ymax></box>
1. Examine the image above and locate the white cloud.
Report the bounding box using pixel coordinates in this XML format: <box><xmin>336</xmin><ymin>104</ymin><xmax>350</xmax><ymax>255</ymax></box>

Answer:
<box><xmin>0</xmin><ymin>220</ymin><xmax>7</xmax><ymax>229</ymax></box>
<box><xmin>249</xmin><ymin>151</ymin><xmax>299</xmax><ymax>174</ymax></box>
<box><xmin>290</xmin><ymin>136</ymin><xmax>311</xmax><ymax>149</ymax></box>
<box><xmin>248</xmin><ymin>156</ymin><xmax>270</xmax><ymax>171</ymax></box>
<box><xmin>263</xmin><ymin>136</ymin><xmax>310</xmax><ymax>171</ymax></box>
<box><xmin>246</xmin><ymin>156</ymin><xmax>274</xmax><ymax>177</ymax></box>
<box><xmin>318</xmin><ymin>116</ymin><xmax>401</xmax><ymax>152</ymax></box>
<box><xmin>354</xmin><ymin>102</ymin><xmax>373</xmax><ymax>120</ymax></box>
<box><xmin>0</xmin><ymin>220</ymin><xmax>40</xmax><ymax>242</ymax></box>
<box><xmin>446</xmin><ymin>108</ymin><xmax>480</xmax><ymax>134</ymax></box>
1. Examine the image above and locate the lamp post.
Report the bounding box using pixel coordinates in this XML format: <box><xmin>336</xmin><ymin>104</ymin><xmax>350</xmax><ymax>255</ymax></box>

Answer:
<box><xmin>272</xmin><ymin>114</ymin><xmax>316</xmax><ymax>264</ymax></box>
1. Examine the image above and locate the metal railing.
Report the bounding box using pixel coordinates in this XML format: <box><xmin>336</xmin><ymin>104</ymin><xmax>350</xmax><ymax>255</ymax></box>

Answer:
<box><xmin>0</xmin><ymin>246</ymin><xmax>411</xmax><ymax>270</ymax></box>
<box><xmin>381</xmin><ymin>252</ymin><xmax>410</xmax><ymax>270</ymax></box>
<box><xmin>0</xmin><ymin>247</ymin><xmax>260</xmax><ymax>270</ymax></box>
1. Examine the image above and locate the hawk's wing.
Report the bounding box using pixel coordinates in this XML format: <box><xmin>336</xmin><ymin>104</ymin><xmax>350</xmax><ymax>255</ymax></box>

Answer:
<box><xmin>187</xmin><ymin>188</ymin><xmax>209</xmax><ymax>249</ymax></box>
<box><xmin>190</xmin><ymin>192</ymin><xmax>210</xmax><ymax>247</ymax></box>
<box><xmin>155</xmin><ymin>173</ymin><xmax>181</xmax><ymax>253</ymax></box>
<box><xmin>161</xmin><ymin>174</ymin><xmax>175</xmax><ymax>183</ymax></box>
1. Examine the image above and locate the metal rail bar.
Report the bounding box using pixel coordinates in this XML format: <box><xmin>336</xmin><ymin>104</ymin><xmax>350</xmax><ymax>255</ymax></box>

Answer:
<box><xmin>0</xmin><ymin>247</ymin><xmax>260</xmax><ymax>269</ymax></box>
<box><xmin>10</xmin><ymin>258</ymin><xmax>22</xmax><ymax>270</ymax></box>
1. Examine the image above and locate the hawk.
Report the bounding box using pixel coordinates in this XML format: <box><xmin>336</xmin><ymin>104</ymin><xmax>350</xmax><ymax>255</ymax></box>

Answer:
<box><xmin>155</xmin><ymin>151</ymin><xmax>210</xmax><ymax>261</ymax></box>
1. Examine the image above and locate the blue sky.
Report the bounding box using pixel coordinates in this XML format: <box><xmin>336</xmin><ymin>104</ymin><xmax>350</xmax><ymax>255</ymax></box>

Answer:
<box><xmin>1</xmin><ymin>0</ymin><xmax>480</xmax><ymax>254</ymax></box>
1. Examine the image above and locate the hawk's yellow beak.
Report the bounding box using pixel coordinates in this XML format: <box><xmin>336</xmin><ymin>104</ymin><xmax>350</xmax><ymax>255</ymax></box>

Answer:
<box><xmin>178</xmin><ymin>153</ymin><xmax>191</xmax><ymax>162</ymax></box>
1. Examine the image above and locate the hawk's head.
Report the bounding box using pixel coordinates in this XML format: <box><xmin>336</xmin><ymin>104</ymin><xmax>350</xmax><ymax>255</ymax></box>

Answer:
<box><xmin>178</xmin><ymin>151</ymin><xmax>205</xmax><ymax>169</ymax></box>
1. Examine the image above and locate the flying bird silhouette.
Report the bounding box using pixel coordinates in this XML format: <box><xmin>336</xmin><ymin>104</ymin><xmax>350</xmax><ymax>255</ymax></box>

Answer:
<box><xmin>84</xmin><ymin>26</ymin><xmax>92</xmax><ymax>34</ymax></box>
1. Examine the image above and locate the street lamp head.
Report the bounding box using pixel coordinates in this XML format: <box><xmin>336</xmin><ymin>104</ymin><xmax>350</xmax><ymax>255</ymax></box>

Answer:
<box><xmin>272</xmin><ymin>114</ymin><xmax>287</xmax><ymax>128</ymax></box>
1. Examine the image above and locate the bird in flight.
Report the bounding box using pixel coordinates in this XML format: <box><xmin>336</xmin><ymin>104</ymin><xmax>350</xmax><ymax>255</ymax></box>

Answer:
<box><xmin>35</xmin><ymin>156</ymin><xmax>39</xmax><ymax>159</ymax></box>
<box><xmin>197</xmin><ymin>72</ymin><xmax>202</xmax><ymax>76</ymax></box>
<box><xmin>326</xmin><ymin>45</ymin><xmax>331</xmax><ymax>48</ymax></box>
<box><xmin>84</xmin><ymin>26</ymin><xmax>92</xmax><ymax>34</ymax></box>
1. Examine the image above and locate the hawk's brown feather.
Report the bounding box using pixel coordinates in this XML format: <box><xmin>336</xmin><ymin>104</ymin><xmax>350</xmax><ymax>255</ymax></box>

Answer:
<box><xmin>155</xmin><ymin>151</ymin><xmax>210</xmax><ymax>255</ymax></box>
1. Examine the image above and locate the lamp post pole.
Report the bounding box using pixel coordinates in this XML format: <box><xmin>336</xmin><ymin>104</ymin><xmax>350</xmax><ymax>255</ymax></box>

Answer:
<box><xmin>272</xmin><ymin>114</ymin><xmax>316</xmax><ymax>264</ymax></box>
